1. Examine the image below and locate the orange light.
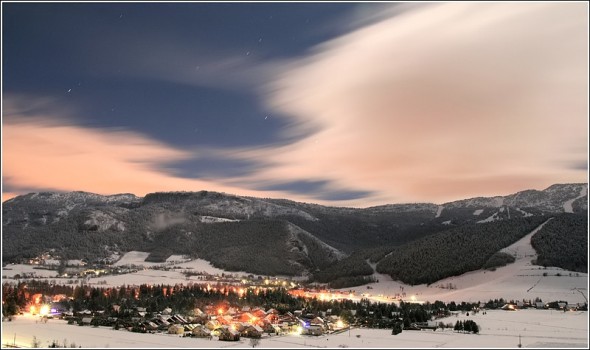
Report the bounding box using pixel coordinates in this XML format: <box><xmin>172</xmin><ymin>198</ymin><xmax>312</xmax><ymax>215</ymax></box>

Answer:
<box><xmin>30</xmin><ymin>305</ymin><xmax>37</xmax><ymax>314</ymax></box>
<box><xmin>218</xmin><ymin>308</ymin><xmax>223</xmax><ymax>315</ymax></box>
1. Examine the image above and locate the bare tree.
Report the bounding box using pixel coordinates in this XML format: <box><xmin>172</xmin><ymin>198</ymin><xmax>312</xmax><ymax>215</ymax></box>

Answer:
<box><xmin>249</xmin><ymin>338</ymin><xmax>260</xmax><ymax>348</ymax></box>
<box><xmin>31</xmin><ymin>336</ymin><xmax>41</xmax><ymax>348</ymax></box>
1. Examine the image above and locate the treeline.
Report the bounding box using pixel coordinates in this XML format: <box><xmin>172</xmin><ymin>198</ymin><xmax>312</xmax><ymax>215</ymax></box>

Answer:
<box><xmin>375</xmin><ymin>217</ymin><xmax>547</xmax><ymax>285</ymax></box>
<box><xmin>531</xmin><ymin>213</ymin><xmax>588</xmax><ymax>273</ymax></box>
<box><xmin>310</xmin><ymin>254</ymin><xmax>376</xmax><ymax>288</ymax></box>
<box><xmin>148</xmin><ymin>219</ymin><xmax>315</xmax><ymax>276</ymax></box>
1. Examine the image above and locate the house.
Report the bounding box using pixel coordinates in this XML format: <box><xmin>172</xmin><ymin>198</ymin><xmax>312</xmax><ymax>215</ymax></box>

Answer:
<box><xmin>192</xmin><ymin>325</ymin><xmax>212</xmax><ymax>338</ymax></box>
<box><xmin>169</xmin><ymin>314</ymin><xmax>188</xmax><ymax>324</ymax></box>
<box><xmin>262</xmin><ymin>321</ymin><xmax>282</xmax><ymax>335</ymax></box>
<box><xmin>143</xmin><ymin>321</ymin><xmax>158</xmax><ymax>331</ymax></box>
<box><xmin>217</xmin><ymin>315</ymin><xmax>233</xmax><ymax>325</ymax></box>
<box><xmin>168</xmin><ymin>324</ymin><xmax>185</xmax><ymax>335</ymax></box>
<box><xmin>218</xmin><ymin>326</ymin><xmax>241</xmax><ymax>341</ymax></box>
<box><xmin>252</xmin><ymin>308</ymin><xmax>266</xmax><ymax>318</ymax></box>
<box><xmin>266</xmin><ymin>308</ymin><xmax>279</xmax><ymax>315</ymax></box>
<box><xmin>264</xmin><ymin>313</ymin><xmax>279</xmax><ymax>324</ymax></box>
<box><xmin>194</xmin><ymin>308</ymin><xmax>206</xmax><ymax>317</ymax></box>
<box><xmin>238</xmin><ymin>312</ymin><xmax>255</xmax><ymax>323</ymax></box>
<box><xmin>501</xmin><ymin>304</ymin><xmax>517</xmax><ymax>311</ymax></box>
<box><xmin>205</xmin><ymin>320</ymin><xmax>221</xmax><ymax>331</ymax></box>
<box><xmin>310</xmin><ymin>317</ymin><xmax>325</xmax><ymax>327</ymax></box>
<box><xmin>240</xmin><ymin>324</ymin><xmax>264</xmax><ymax>338</ymax></box>
<box><xmin>302</xmin><ymin>324</ymin><xmax>323</xmax><ymax>336</ymax></box>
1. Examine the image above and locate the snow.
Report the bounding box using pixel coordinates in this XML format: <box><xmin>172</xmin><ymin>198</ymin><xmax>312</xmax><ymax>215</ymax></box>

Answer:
<box><xmin>113</xmin><ymin>251</ymin><xmax>164</xmax><ymax>267</ymax></box>
<box><xmin>342</xmin><ymin>219</ymin><xmax>588</xmax><ymax>305</ymax></box>
<box><xmin>442</xmin><ymin>220</ymin><xmax>452</xmax><ymax>225</ymax></box>
<box><xmin>477</xmin><ymin>212</ymin><xmax>499</xmax><ymax>223</ymax></box>
<box><xmin>563</xmin><ymin>185</ymin><xmax>587</xmax><ymax>213</ymax></box>
<box><xmin>199</xmin><ymin>216</ymin><xmax>240</xmax><ymax>224</ymax></box>
<box><xmin>2</xmin><ymin>310</ymin><xmax>587</xmax><ymax>348</ymax></box>
<box><xmin>473</xmin><ymin>209</ymin><xmax>484</xmax><ymax>216</ymax></box>
<box><xmin>435</xmin><ymin>206</ymin><xmax>444</xmax><ymax>218</ymax></box>
<box><xmin>515</xmin><ymin>208</ymin><xmax>533</xmax><ymax>217</ymax></box>
<box><xmin>1</xmin><ymin>265</ymin><xmax>59</xmax><ymax>278</ymax></box>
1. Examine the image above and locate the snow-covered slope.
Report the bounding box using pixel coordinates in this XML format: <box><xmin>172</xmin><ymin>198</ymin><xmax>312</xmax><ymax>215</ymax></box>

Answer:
<box><xmin>347</xmin><ymin>218</ymin><xmax>587</xmax><ymax>304</ymax></box>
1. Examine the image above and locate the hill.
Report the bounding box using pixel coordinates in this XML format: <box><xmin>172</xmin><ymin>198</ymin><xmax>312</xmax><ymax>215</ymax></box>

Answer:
<box><xmin>2</xmin><ymin>184</ymin><xmax>587</xmax><ymax>283</ymax></box>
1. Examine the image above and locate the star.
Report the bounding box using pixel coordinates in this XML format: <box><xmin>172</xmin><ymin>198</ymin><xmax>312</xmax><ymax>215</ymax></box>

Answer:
<box><xmin>67</xmin><ymin>88</ymin><xmax>72</xmax><ymax>93</ymax></box>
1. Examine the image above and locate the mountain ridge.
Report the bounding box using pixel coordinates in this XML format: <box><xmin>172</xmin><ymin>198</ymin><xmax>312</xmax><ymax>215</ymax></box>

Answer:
<box><xmin>2</xmin><ymin>183</ymin><xmax>587</xmax><ymax>285</ymax></box>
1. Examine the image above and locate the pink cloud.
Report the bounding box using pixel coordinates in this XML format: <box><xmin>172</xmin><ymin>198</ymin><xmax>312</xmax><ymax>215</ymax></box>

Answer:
<box><xmin>235</xmin><ymin>2</ymin><xmax>588</xmax><ymax>204</ymax></box>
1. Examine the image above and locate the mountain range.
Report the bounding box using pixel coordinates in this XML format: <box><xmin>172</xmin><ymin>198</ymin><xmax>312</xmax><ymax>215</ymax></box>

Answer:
<box><xmin>2</xmin><ymin>183</ymin><xmax>587</xmax><ymax>286</ymax></box>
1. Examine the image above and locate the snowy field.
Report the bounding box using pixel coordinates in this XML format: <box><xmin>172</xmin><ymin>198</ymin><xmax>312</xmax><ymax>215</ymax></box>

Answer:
<box><xmin>2</xmin><ymin>309</ymin><xmax>587</xmax><ymax>348</ymax></box>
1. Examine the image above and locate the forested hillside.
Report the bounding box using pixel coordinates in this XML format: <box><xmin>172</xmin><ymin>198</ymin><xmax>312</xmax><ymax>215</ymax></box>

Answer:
<box><xmin>375</xmin><ymin>217</ymin><xmax>547</xmax><ymax>285</ymax></box>
<box><xmin>531</xmin><ymin>213</ymin><xmax>588</xmax><ymax>273</ymax></box>
<box><xmin>2</xmin><ymin>184</ymin><xmax>587</xmax><ymax>281</ymax></box>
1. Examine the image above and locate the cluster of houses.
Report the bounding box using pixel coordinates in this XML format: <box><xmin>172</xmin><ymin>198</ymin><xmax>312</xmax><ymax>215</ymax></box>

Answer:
<box><xmin>498</xmin><ymin>301</ymin><xmax>587</xmax><ymax>312</ymax></box>
<box><xmin>66</xmin><ymin>305</ymin><xmax>347</xmax><ymax>342</ymax></box>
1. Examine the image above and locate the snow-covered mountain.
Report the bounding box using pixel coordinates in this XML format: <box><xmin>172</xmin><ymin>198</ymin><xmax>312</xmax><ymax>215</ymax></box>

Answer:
<box><xmin>2</xmin><ymin>183</ymin><xmax>587</xmax><ymax>280</ymax></box>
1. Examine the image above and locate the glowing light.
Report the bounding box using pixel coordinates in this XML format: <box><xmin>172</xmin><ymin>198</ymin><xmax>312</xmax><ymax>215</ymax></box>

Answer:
<box><xmin>411</xmin><ymin>295</ymin><xmax>416</xmax><ymax>302</ymax></box>
<box><xmin>295</xmin><ymin>326</ymin><xmax>303</xmax><ymax>335</ymax></box>
<box><xmin>30</xmin><ymin>305</ymin><xmax>36</xmax><ymax>314</ymax></box>
<box><xmin>218</xmin><ymin>308</ymin><xmax>224</xmax><ymax>315</ymax></box>
<box><xmin>39</xmin><ymin>305</ymin><xmax>50</xmax><ymax>316</ymax></box>
<box><xmin>337</xmin><ymin>320</ymin><xmax>344</xmax><ymax>328</ymax></box>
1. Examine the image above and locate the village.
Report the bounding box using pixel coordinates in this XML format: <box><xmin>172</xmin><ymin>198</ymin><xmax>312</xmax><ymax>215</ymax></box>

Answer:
<box><xmin>2</xmin><ymin>251</ymin><xmax>588</xmax><ymax>348</ymax></box>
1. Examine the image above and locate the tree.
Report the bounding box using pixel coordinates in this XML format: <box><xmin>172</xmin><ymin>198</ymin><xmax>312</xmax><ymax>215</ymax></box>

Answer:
<box><xmin>31</xmin><ymin>336</ymin><xmax>42</xmax><ymax>348</ymax></box>
<box><xmin>249</xmin><ymin>338</ymin><xmax>260</xmax><ymax>348</ymax></box>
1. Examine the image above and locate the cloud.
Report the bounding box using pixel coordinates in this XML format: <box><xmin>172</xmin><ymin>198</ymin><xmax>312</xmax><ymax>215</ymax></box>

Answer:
<box><xmin>233</xmin><ymin>2</ymin><xmax>587</xmax><ymax>204</ymax></box>
<box><xmin>2</xmin><ymin>95</ymin><xmax>373</xmax><ymax>206</ymax></box>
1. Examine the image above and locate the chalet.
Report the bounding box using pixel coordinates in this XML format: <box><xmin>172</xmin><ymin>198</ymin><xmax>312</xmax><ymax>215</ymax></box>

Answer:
<box><xmin>264</xmin><ymin>313</ymin><xmax>279</xmax><ymax>324</ymax></box>
<box><xmin>266</xmin><ymin>308</ymin><xmax>279</xmax><ymax>315</ymax></box>
<box><xmin>168</xmin><ymin>324</ymin><xmax>185</xmax><ymax>335</ymax></box>
<box><xmin>192</xmin><ymin>325</ymin><xmax>212</xmax><ymax>338</ymax></box>
<box><xmin>238</xmin><ymin>312</ymin><xmax>255</xmax><ymax>323</ymax></box>
<box><xmin>252</xmin><ymin>308</ymin><xmax>266</xmax><ymax>318</ymax></box>
<box><xmin>152</xmin><ymin>316</ymin><xmax>170</xmax><ymax>329</ymax></box>
<box><xmin>302</xmin><ymin>324</ymin><xmax>323</xmax><ymax>336</ymax></box>
<box><xmin>142</xmin><ymin>321</ymin><xmax>158</xmax><ymax>331</ymax></box>
<box><xmin>205</xmin><ymin>320</ymin><xmax>221</xmax><ymax>331</ymax></box>
<box><xmin>241</xmin><ymin>324</ymin><xmax>264</xmax><ymax>338</ymax></box>
<box><xmin>501</xmin><ymin>304</ymin><xmax>517</xmax><ymax>311</ymax></box>
<box><xmin>262</xmin><ymin>321</ymin><xmax>282</xmax><ymax>335</ymax></box>
<box><xmin>310</xmin><ymin>317</ymin><xmax>325</xmax><ymax>327</ymax></box>
<box><xmin>193</xmin><ymin>308</ymin><xmax>206</xmax><ymax>317</ymax></box>
<box><xmin>217</xmin><ymin>315</ymin><xmax>234</xmax><ymax>325</ymax></box>
<box><xmin>169</xmin><ymin>314</ymin><xmax>188</xmax><ymax>324</ymax></box>
<box><xmin>218</xmin><ymin>326</ymin><xmax>241</xmax><ymax>341</ymax></box>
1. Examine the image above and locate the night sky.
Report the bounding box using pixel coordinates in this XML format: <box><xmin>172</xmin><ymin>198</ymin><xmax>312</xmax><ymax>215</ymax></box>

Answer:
<box><xmin>2</xmin><ymin>2</ymin><xmax>588</xmax><ymax>207</ymax></box>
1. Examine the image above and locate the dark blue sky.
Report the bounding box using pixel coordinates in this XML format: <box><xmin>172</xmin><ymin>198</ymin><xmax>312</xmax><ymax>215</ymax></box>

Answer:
<box><xmin>3</xmin><ymin>2</ymin><xmax>378</xmax><ymax>203</ymax></box>
<box><xmin>4</xmin><ymin>2</ymin><xmax>355</xmax><ymax>147</ymax></box>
